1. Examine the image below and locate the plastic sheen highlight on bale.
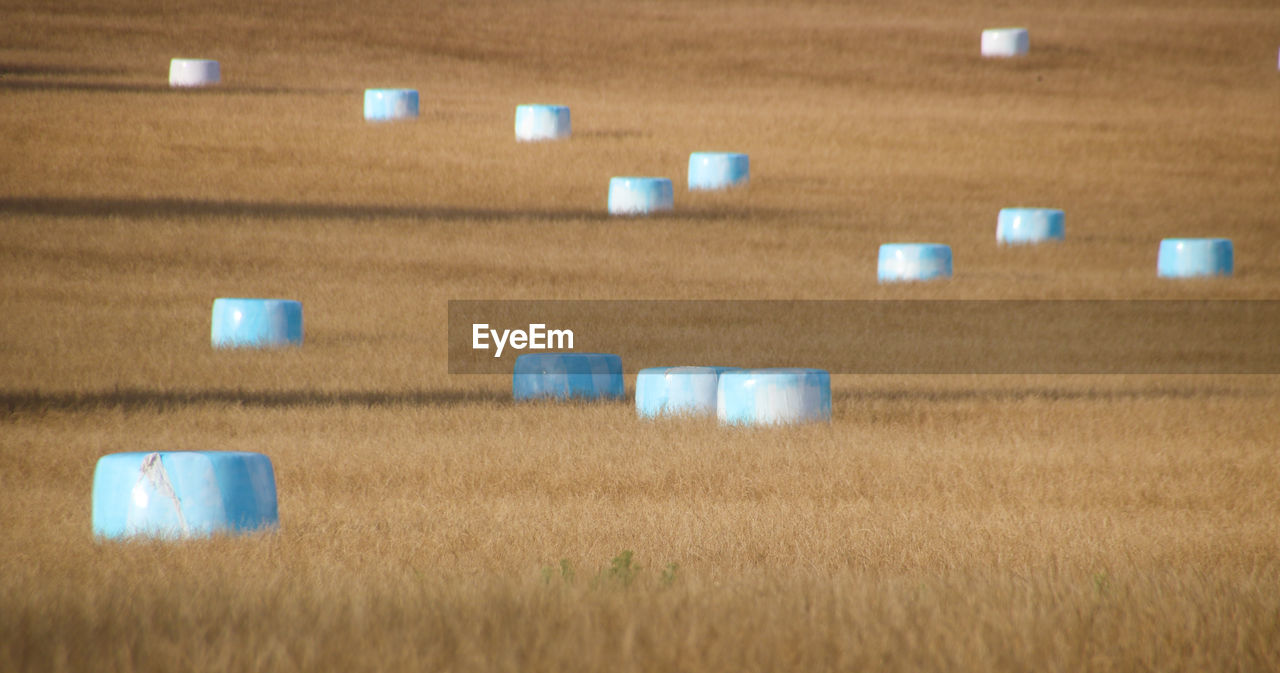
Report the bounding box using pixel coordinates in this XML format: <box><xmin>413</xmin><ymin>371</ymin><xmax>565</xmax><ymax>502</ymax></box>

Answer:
<box><xmin>717</xmin><ymin>368</ymin><xmax>832</xmax><ymax>426</ymax></box>
<box><xmin>169</xmin><ymin>58</ymin><xmax>220</xmax><ymax>87</ymax></box>
<box><xmin>981</xmin><ymin>28</ymin><xmax>1029</xmax><ymax>57</ymax></box>
<box><xmin>515</xmin><ymin>104</ymin><xmax>571</xmax><ymax>141</ymax></box>
<box><xmin>92</xmin><ymin>451</ymin><xmax>279</xmax><ymax>540</ymax></box>
<box><xmin>1158</xmin><ymin>238</ymin><xmax>1233</xmax><ymax>278</ymax></box>
<box><xmin>211</xmin><ymin>298</ymin><xmax>303</xmax><ymax>349</ymax></box>
<box><xmin>364</xmin><ymin>89</ymin><xmax>419</xmax><ymax>121</ymax></box>
<box><xmin>877</xmin><ymin>243</ymin><xmax>953</xmax><ymax>282</ymax></box>
<box><xmin>687</xmin><ymin>152</ymin><xmax>749</xmax><ymax>191</ymax></box>
<box><xmin>997</xmin><ymin>208</ymin><xmax>1065</xmax><ymax>244</ymax></box>
<box><xmin>608</xmin><ymin>177</ymin><xmax>674</xmax><ymax>215</ymax></box>
<box><xmin>636</xmin><ymin>366</ymin><xmax>740</xmax><ymax>418</ymax></box>
<box><xmin>512</xmin><ymin>352</ymin><xmax>625</xmax><ymax>401</ymax></box>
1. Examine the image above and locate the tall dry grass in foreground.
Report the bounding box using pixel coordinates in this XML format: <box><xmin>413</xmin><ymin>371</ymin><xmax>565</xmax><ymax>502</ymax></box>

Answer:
<box><xmin>3</xmin><ymin>0</ymin><xmax>1280</xmax><ymax>671</ymax></box>
<box><xmin>4</xmin><ymin>389</ymin><xmax>1280</xmax><ymax>671</ymax></box>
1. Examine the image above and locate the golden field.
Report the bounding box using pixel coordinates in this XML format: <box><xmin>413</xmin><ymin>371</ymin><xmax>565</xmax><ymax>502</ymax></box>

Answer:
<box><xmin>3</xmin><ymin>0</ymin><xmax>1280</xmax><ymax>670</ymax></box>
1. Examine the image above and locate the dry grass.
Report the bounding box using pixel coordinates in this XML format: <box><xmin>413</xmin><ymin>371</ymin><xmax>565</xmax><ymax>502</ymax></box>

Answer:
<box><xmin>3</xmin><ymin>0</ymin><xmax>1280</xmax><ymax>671</ymax></box>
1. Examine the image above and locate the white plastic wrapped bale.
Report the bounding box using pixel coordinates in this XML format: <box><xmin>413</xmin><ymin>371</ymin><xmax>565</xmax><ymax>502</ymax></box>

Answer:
<box><xmin>211</xmin><ymin>298</ymin><xmax>303</xmax><ymax>348</ymax></box>
<box><xmin>877</xmin><ymin>243</ymin><xmax>953</xmax><ymax>282</ymax></box>
<box><xmin>169</xmin><ymin>59</ymin><xmax>220</xmax><ymax>87</ymax></box>
<box><xmin>608</xmin><ymin>177</ymin><xmax>674</xmax><ymax>215</ymax></box>
<box><xmin>687</xmin><ymin>152</ymin><xmax>749</xmax><ymax>191</ymax></box>
<box><xmin>512</xmin><ymin>352</ymin><xmax>625</xmax><ymax>401</ymax></box>
<box><xmin>92</xmin><ymin>451</ymin><xmax>279</xmax><ymax>539</ymax></box>
<box><xmin>1157</xmin><ymin>238</ymin><xmax>1233</xmax><ymax>278</ymax></box>
<box><xmin>981</xmin><ymin>28</ymin><xmax>1030</xmax><ymax>58</ymax></box>
<box><xmin>364</xmin><ymin>89</ymin><xmax>419</xmax><ymax>121</ymax></box>
<box><xmin>515</xmin><ymin>104</ymin><xmax>571</xmax><ymax>141</ymax></box>
<box><xmin>635</xmin><ymin>366</ymin><xmax>740</xmax><ymax>418</ymax></box>
<box><xmin>997</xmin><ymin>208</ymin><xmax>1064</xmax><ymax>244</ymax></box>
<box><xmin>717</xmin><ymin>368</ymin><xmax>832</xmax><ymax>426</ymax></box>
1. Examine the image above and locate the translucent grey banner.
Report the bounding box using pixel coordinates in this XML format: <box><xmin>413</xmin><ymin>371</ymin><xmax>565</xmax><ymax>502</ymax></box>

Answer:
<box><xmin>447</xmin><ymin>301</ymin><xmax>1280</xmax><ymax>374</ymax></box>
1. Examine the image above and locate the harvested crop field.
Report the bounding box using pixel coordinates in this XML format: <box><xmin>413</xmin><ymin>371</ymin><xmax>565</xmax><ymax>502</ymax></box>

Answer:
<box><xmin>3</xmin><ymin>1</ymin><xmax>1280</xmax><ymax>671</ymax></box>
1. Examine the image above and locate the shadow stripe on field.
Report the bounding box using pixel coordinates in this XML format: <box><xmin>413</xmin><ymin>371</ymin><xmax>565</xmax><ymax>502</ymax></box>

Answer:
<box><xmin>835</xmin><ymin>385</ymin><xmax>1275</xmax><ymax>404</ymax></box>
<box><xmin>0</xmin><ymin>387</ymin><xmax>509</xmax><ymax>414</ymax></box>
<box><xmin>0</xmin><ymin>79</ymin><xmax>340</xmax><ymax>96</ymax></box>
<box><xmin>0</xmin><ymin>197</ymin><xmax>763</xmax><ymax>223</ymax></box>
<box><xmin>0</xmin><ymin>62</ymin><xmax>129</xmax><ymax>77</ymax></box>
<box><xmin>1</xmin><ymin>385</ymin><xmax>1267</xmax><ymax>415</ymax></box>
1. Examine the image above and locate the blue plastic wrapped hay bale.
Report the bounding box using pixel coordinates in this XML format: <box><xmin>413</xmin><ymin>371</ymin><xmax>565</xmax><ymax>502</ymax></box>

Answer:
<box><xmin>877</xmin><ymin>243</ymin><xmax>953</xmax><ymax>282</ymax></box>
<box><xmin>635</xmin><ymin>366</ymin><xmax>740</xmax><ymax>418</ymax></box>
<box><xmin>168</xmin><ymin>58</ymin><xmax>220</xmax><ymax>88</ymax></box>
<box><xmin>92</xmin><ymin>451</ymin><xmax>279</xmax><ymax>539</ymax></box>
<box><xmin>364</xmin><ymin>89</ymin><xmax>419</xmax><ymax>121</ymax></box>
<box><xmin>1158</xmin><ymin>238</ymin><xmax>1233</xmax><ymax>278</ymax></box>
<box><xmin>211</xmin><ymin>298</ymin><xmax>303</xmax><ymax>348</ymax></box>
<box><xmin>997</xmin><ymin>208</ymin><xmax>1064</xmax><ymax>245</ymax></box>
<box><xmin>687</xmin><ymin>152</ymin><xmax>749</xmax><ymax>191</ymax></box>
<box><xmin>717</xmin><ymin>368</ymin><xmax>832</xmax><ymax>426</ymax></box>
<box><xmin>981</xmin><ymin>28</ymin><xmax>1029</xmax><ymax>57</ymax></box>
<box><xmin>515</xmin><ymin>104</ymin><xmax>571</xmax><ymax>141</ymax></box>
<box><xmin>608</xmin><ymin>177</ymin><xmax>674</xmax><ymax>215</ymax></box>
<box><xmin>512</xmin><ymin>353</ymin><xmax>625</xmax><ymax>401</ymax></box>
